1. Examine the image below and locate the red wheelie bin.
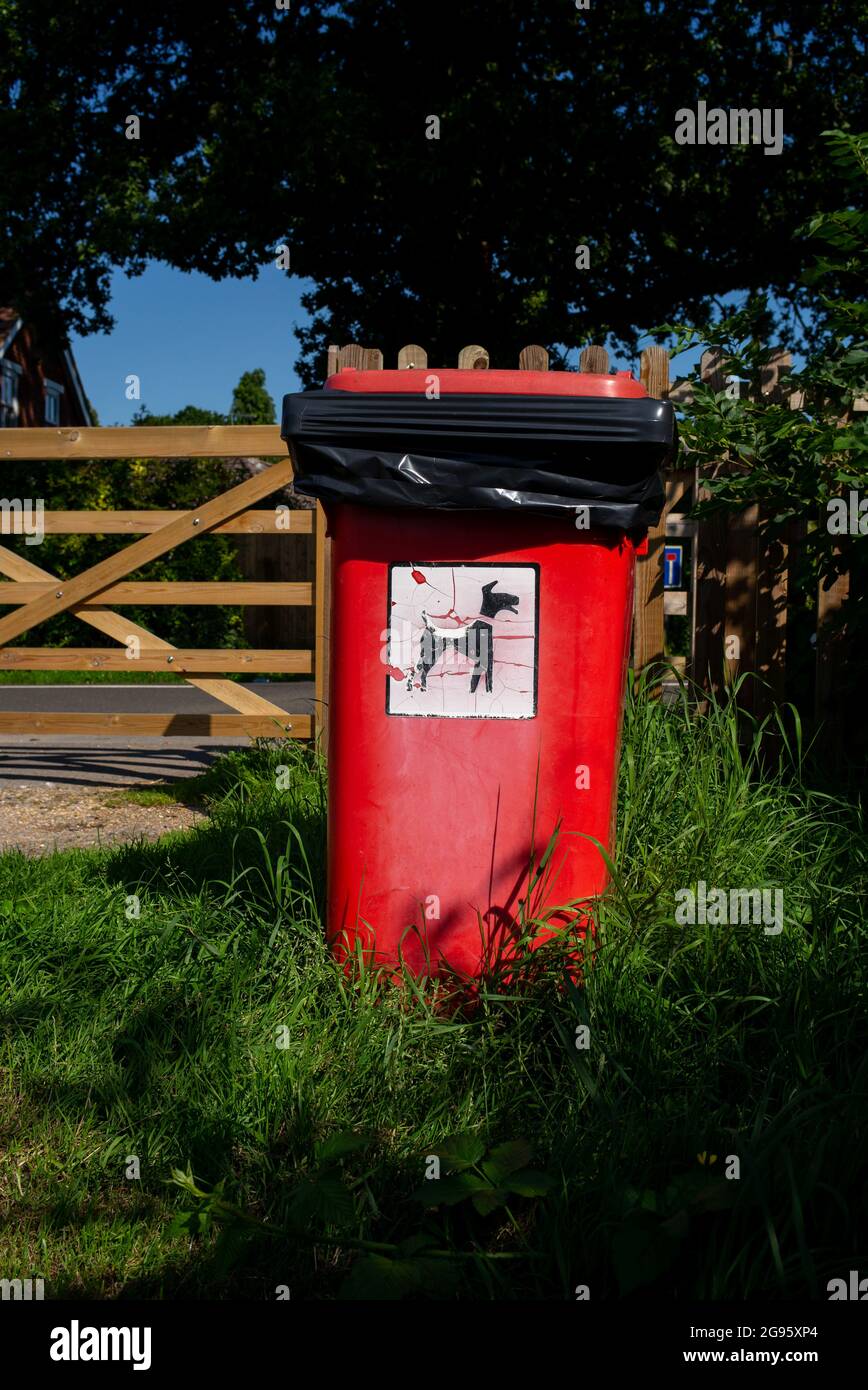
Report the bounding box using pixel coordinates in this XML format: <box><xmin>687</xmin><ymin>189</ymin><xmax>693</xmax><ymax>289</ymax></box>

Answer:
<box><xmin>282</xmin><ymin>367</ymin><xmax>674</xmax><ymax>980</ymax></box>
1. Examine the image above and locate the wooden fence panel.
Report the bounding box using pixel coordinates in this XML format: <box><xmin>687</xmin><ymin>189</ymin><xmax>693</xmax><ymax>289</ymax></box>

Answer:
<box><xmin>754</xmin><ymin>511</ymin><xmax>788</xmax><ymax>712</ymax></box>
<box><xmin>816</xmin><ymin>564</ymin><xmax>851</xmax><ymax>741</ymax></box>
<box><xmin>723</xmin><ymin>504</ymin><xmax>760</xmax><ymax>702</ymax></box>
<box><xmin>631</xmin><ymin>347</ymin><xmax>672</xmax><ymax>674</ymax></box>
<box><xmin>690</xmin><ymin>352</ymin><xmax>730</xmax><ymax>697</ymax></box>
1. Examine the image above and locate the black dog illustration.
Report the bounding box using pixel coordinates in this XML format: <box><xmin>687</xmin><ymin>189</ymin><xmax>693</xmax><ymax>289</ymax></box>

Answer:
<box><xmin>408</xmin><ymin>580</ymin><xmax>519</xmax><ymax>695</ymax></box>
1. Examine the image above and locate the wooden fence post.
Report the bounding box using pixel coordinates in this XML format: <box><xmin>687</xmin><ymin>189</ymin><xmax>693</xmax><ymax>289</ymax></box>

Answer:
<box><xmin>458</xmin><ymin>345</ymin><xmax>490</xmax><ymax>369</ymax></box>
<box><xmin>398</xmin><ymin>344</ymin><xmax>427</xmax><ymax>369</ymax></box>
<box><xmin>519</xmin><ymin>345</ymin><xmax>549</xmax><ymax>371</ymax></box>
<box><xmin>314</xmin><ymin>347</ymin><xmax>340</xmax><ymax>753</ymax></box>
<box><xmin>579</xmin><ymin>345</ymin><xmax>609</xmax><ymax>374</ymax></box>
<box><xmin>337</xmin><ymin>344</ymin><xmax>383</xmax><ymax>371</ymax></box>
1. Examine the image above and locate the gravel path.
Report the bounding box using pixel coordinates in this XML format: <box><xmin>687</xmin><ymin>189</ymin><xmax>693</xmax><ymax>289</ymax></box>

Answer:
<box><xmin>0</xmin><ymin>783</ymin><xmax>205</xmax><ymax>857</ymax></box>
<box><xmin>0</xmin><ymin>681</ymin><xmax>316</xmax><ymax>855</ymax></box>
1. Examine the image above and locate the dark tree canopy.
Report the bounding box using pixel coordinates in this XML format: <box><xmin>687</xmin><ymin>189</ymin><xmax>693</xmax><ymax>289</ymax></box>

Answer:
<box><xmin>2</xmin><ymin>0</ymin><xmax>866</xmax><ymax>382</ymax></box>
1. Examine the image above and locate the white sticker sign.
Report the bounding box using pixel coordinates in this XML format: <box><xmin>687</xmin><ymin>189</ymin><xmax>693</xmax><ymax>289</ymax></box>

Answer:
<box><xmin>386</xmin><ymin>563</ymin><xmax>539</xmax><ymax>719</ymax></box>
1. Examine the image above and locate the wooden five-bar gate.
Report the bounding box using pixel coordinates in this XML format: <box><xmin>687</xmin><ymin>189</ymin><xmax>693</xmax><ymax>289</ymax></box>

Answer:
<box><xmin>0</xmin><ymin>423</ymin><xmax>313</xmax><ymax>741</ymax></box>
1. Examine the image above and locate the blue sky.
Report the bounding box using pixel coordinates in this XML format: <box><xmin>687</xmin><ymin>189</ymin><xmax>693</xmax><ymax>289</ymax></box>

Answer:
<box><xmin>71</xmin><ymin>261</ymin><xmax>748</xmax><ymax>424</ymax></box>
<box><xmin>71</xmin><ymin>263</ymin><xmax>310</xmax><ymax>425</ymax></box>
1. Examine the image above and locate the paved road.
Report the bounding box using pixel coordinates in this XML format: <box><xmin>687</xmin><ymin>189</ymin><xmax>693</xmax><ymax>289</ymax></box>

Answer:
<box><xmin>0</xmin><ymin>682</ymin><xmax>316</xmax><ymax>787</ymax></box>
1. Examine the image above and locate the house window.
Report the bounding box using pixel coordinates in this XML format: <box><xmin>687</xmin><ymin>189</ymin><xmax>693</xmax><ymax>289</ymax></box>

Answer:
<box><xmin>44</xmin><ymin>379</ymin><xmax>64</xmax><ymax>425</ymax></box>
<box><xmin>1</xmin><ymin>361</ymin><xmax>22</xmax><ymax>427</ymax></box>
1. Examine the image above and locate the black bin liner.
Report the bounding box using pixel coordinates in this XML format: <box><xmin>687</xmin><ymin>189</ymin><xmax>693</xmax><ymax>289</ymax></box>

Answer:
<box><xmin>281</xmin><ymin>390</ymin><xmax>676</xmax><ymax>530</ymax></box>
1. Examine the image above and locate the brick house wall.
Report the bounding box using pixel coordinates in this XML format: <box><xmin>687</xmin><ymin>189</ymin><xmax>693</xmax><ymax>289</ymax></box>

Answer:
<box><xmin>0</xmin><ymin>310</ymin><xmax>92</xmax><ymax>428</ymax></box>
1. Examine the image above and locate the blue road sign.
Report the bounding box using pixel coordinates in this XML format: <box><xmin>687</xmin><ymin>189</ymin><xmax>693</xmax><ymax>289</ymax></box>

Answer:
<box><xmin>663</xmin><ymin>544</ymin><xmax>683</xmax><ymax>589</ymax></box>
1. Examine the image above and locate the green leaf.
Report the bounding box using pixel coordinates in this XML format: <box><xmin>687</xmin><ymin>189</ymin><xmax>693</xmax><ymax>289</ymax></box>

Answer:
<box><xmin>413</xmin><ymin>1172</ymin><xmax>492</xmax><ymax>1208</ymax></box>
<box><xmin>289</xmin><ymin>1174</ymin><xmax>356</xmax><ymax>1227</ymax></box>
<box><xmin>210</xmin><ymin>1225</ymin><xmax>251</xmax><ymax>1280</ymax></box>
<box><xmin>434</xmin><ymin>1133</ymin><xmax>486</xmax><ymax>1171</ymax></box>
<box><xmin>314</xmin><ymin>1129</ymin><xmax>374</xmax><ymax>1166</ymax></box>
<box><xmin>481</xmin><ymin>1139</ymin><xmax>534</xmax><ymax>1183</ymax></box>
<box><xmin>503</xmin><ymin>1168</ymin><xmax>556</xmax><ymax>1199</ymax></box>
<box><xmin>471</xmin><ymin>1187</ymin><xmax>509</xmax><ymax>1216</ymax></box>
<box><xmin>169</xmin><ymin>1207</ymin><xmax>211</xmax><ymax>1238</ymax></box>
<box><xmin>169</xmin><ymin>1166</ymin><xmax>218</xmax><ymax>1202</ymax></box>
<box><xmin>529</xmin><ymin>824</ymin><xmax>562</xmax><ymax>888</ymax></box>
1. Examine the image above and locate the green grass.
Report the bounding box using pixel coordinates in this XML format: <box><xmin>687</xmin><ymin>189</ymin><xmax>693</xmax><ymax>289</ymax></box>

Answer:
<box><xmin>107</xmin><ymin>751</ymin><xmax>301</xmax><ymax>809</ymax></box>
<box><xmin>0</xmin><ymin>674</ymin><xmax>866</xmax><ymax>1300</ymax></box>
<box><xmin>106</xmin><ymin>788</ymin><xmax>189</xmax><ymax>808</ymax></box>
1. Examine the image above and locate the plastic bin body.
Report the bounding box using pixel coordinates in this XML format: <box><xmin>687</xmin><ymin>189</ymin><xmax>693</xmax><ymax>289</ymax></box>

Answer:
<box><xmin>280</xmin><ymin>367</ymin><xmax>672</xmax><ymax>979</ymax></box>
<box><xmin>327</xmin><ymin>501</ymin><xmax>638</xmax><ymax>978</ymax></box>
